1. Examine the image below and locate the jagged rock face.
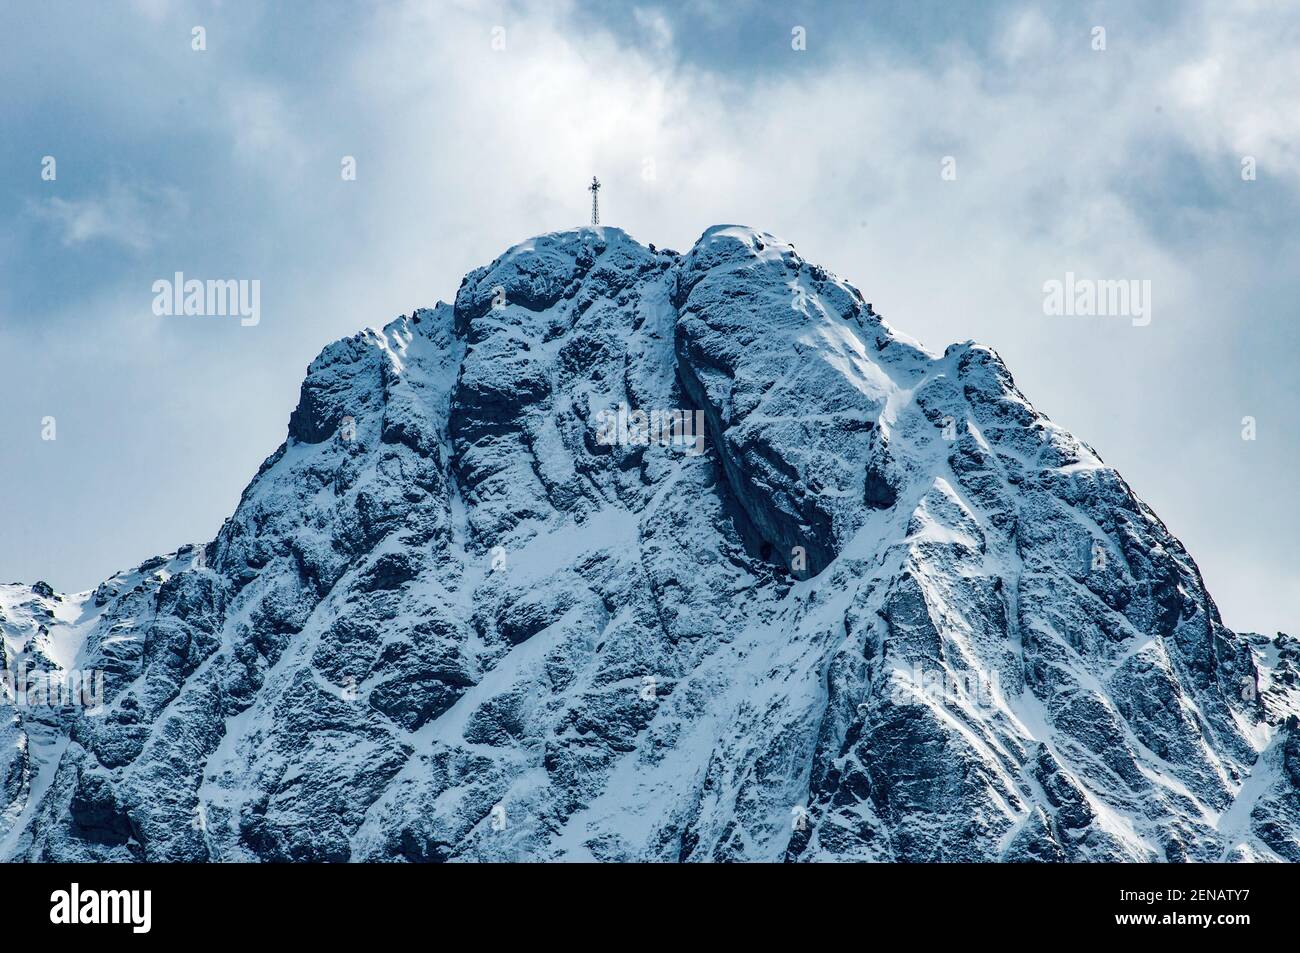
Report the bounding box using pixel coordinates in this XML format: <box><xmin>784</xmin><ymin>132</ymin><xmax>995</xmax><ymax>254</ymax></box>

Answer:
<box><xmin>2</xmin><ymin>225</ymin><xmax>1296</xmax><ymax>862</ymax></box>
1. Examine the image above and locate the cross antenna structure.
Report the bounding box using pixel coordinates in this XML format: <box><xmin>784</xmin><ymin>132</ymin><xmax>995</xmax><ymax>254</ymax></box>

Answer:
<box><xmin>588</xmin><ymin>176</ymin><xmax>601</xmax><ymax>225</ymax></box>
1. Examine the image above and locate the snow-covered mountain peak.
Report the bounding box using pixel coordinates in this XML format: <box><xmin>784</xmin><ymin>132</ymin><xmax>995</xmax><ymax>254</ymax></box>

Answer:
<box><xmin>2</xmin><ymin>225</ymin><xmax>1296</xmax><ymax>862</ymax></box>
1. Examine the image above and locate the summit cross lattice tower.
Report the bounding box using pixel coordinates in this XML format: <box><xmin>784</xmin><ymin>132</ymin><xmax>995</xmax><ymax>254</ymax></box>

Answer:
<box><xmin>588</xmin><ymin>176</ymin><xmax>601</xmax><ymax>225</ymax></box>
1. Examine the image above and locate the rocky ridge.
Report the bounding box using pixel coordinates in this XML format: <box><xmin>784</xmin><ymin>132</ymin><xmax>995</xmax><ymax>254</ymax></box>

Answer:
<box><xmin>2</xmin><ymin>225</ymin><xmax>1296</xmax><ymax>862</ymax></box>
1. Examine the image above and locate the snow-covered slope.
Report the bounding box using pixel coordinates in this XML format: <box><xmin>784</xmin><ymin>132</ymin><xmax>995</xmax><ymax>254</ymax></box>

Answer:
<box><xmin>3</xmin><ymin>225</ymin><xmax>1297</xmax><ymax>861</ymax></box>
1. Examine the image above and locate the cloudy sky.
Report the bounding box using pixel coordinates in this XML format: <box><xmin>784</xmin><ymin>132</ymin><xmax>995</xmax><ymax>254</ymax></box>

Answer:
<box><xmin>2</xmin><ymin>0</ymin><xmax>1296</xmax><ymax>634</ymax></box>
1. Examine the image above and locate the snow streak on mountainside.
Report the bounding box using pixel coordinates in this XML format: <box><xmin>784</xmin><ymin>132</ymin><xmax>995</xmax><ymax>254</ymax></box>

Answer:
<box><xmin>2</xmin><ymin>225</ymin><xmax>1298</xmax><ymax>861</ymax></box>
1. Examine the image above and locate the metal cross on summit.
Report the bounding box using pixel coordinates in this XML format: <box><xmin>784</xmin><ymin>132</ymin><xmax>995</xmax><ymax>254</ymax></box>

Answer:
<box><xmin>588</xmin><ymin>176</ymin><xmax>601</xmax><ymax>225</ymax></box>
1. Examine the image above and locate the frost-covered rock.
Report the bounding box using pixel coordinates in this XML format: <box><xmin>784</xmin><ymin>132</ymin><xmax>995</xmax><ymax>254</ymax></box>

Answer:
<box><xmin>2</xmin><ymin>225</ymin><xmax>1295</xmax><ymax>862</ymax></box>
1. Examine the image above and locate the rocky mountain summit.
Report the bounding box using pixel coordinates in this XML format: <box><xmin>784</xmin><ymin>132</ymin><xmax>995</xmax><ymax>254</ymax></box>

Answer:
<box><xmin>3</xmin><ymin>225</ymin><xmax>1297</xmax><ymax>861</ymax></box>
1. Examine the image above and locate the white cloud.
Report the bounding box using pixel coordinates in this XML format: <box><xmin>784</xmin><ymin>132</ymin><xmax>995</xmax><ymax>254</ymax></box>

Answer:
<box><xmin>224</xmin><ymin>83</ymin><xmax>306</xmax><ymax>171</ymax></box>
<box><xmin>29</xmin><ymin>182</ymin><xmax>186</xmax><ymax>252</ymax></box>
<box><xmin>127</xmin><ymin>0</ymin><xmax>172</xmax><ymax>21</ymax></box>
<box><xmin>1163</xmin><ymin>1</ymin><xmax>1300</xmax><ymax>178</ymax></box>
<box><xmin>997</xmin><ymin>6</ymin><xmax>1056</xmax><ymax>64</ymax></box>
<box><xmin>633</xmin><ymin>7</ymin><xmax>674</xmax><ymax>53</ymax></box>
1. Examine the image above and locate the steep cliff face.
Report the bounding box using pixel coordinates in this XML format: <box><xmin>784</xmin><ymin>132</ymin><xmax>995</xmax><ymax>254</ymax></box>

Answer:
<box><xmin>2</xmin><ymin>225</ymin><xmax>1296</xmax><ymax>861</ymax></box>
